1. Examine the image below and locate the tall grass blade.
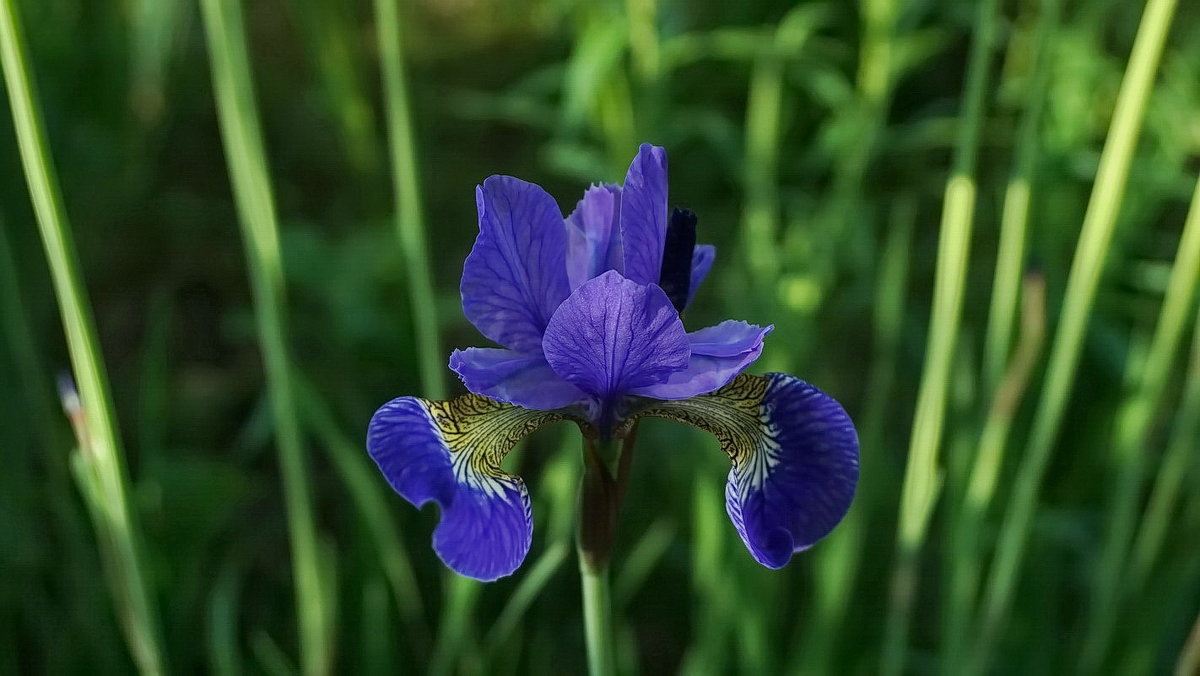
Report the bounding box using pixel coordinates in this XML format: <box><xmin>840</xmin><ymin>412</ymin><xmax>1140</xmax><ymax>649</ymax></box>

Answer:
<box><xmin>1080</xmin><ymin>169</ymin><xmax>1200</xmax><ymax>670</ymax></box>
<box><xmin>373</xmin><ymin>0</ymin><xmax>443</xmax><ymax>401</ymax></box>
<box><xmin>197</xmin><ymin>0</ymin><xmax>332</xmax><ymax>671</ymax></box>
<box><xmin>0</xmin><ymin>1</ymin><xmax>165</xmax><ymax>672</ymax></box>
<box><xmin>882</xmin><ymin>0</ymin><xmax>998</xmax><ymax>671</ymax></box>
<box><xmin>1127</xmin><ymin>309</ymin><xmax>1200</xmax><ymax>596</ymax></box>
<box><xmin>969</xmin><ymin>0</ymin><xmax>1179</xmax><ymax>669</ymax></box>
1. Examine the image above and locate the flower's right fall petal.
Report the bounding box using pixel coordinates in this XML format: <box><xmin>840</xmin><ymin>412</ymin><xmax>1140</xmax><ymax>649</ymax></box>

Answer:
<box><xmin>636</xmin><ymin>373</ymin><xmax>859</xmax><ymax>568</ymax></box>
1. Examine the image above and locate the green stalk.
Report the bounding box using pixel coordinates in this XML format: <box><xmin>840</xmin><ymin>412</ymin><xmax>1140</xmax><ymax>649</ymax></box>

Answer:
<box><xmin>969</xmin><ymin>0</ymin><xmax>1178</xmax><ymax>670</ymax></box>
<box><xmin>945</xmin><ymin>272</ymin><xmax>1046</xmax><ymax>673</ymax></box>
<box><xmin>579</xmin><ymin>558</ymin><xmax>616</xmax><ymax>676</ymax></box>
<box><xmin>197</xmin><ymin>0</ymin><xmax>331</xmax><ymax>672</ymax></box>
<box><xmin>1080</xmin><ymin>172</ymin><xmax>1200</xmax><ymax>670</ymax></box>
<box><xmin>0</xmin><ymin>1</ymin><xmax>165</xmax><ymax>673</ymax></box>
<box><xmin>1127</xmin><ymin>309</ymin><xmax>1200</xmax><ymax>595</ymax></box>
<box><xmin>294</xmin><ymin>379</ymin><xmax>427</xmax><ymax>640</ymax></box>
<box><xmin>373</xmin><ymin>0</ymin><xmax>443</xmax><ymax>400</ymax></box>
<box><xmin>981</xmin><ymin>0</ymin><xmax>1060</xmax><ymax>394</ymax></box>
<box><xmin>881</xmin><ymin>0</ymin><xmax>998</xmax><ymax>671</ymax></box>
<box><xmin>799</xmin><ymin>198</ymin><xmax>913</xmax><ymax>673</ymax></box>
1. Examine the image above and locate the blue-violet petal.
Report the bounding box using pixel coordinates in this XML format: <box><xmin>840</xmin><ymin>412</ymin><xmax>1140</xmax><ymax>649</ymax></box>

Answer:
<box><xmin>618</xmin><ymin>144</ymin><xmax>669</xmax><ymax>286</ymax></box>
<box><xmin>628</xmin><ymin>320</ymin><xmax>771</xmax><ymax>400</ymax></box>
<box><xmin>461</xmin><ymin>176</ymin><xmax>571</xmax><ymax>353</ymax></box>
<box><xmin>367</xmin><ymin>395</ymin><xmax>564</xmax><ymax>580</ymax></box>
<box><xmin>542</xmin><ymin>270</ymin><xmax>689</xmax><ymax>403</ymax></box>
<box><xmin>449</xmin><ymin>347</ymin><xmax>587</xmax><ymax>410</ymax></box>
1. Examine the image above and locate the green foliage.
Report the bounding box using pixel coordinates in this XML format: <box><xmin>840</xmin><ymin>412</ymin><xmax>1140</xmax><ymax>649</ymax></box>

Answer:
<box><xmin>1</xmin><ymin>0</ymin><xmax>1199</xmax><ymax>673</ymax></box>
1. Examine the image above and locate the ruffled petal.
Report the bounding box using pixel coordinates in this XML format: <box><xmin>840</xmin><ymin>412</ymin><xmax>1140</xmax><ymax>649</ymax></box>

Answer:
<box><xmin>635</xmin><ymin>373</ymin><xmax>858</xmax><ymax>568</ymax></box>
<box><xmin>461</xmin><ymin>176</ymin><xmax>571</xmax><ymax>353</ymax></box>
<box><xmin>688</xmin><ymin>244</ymin><xmax>716</xmax><ymax>306</ymax></box>
<box><xmin>366</xmin><ymin>395</ymin><xmax>567</xmax><ymax>581</ymax></box>
<box><xmin>542</xmin><ymin>270</ymin><xmax>689</xmax><ymax>403</ymax></box>
<box><xmin>627</xmin><ymin>320</ymin><xmax>772</xmax><ymax>400</ymax></box>
<box><xmin>618</xmin><ymin>144</ymin><xmax>669</xmax><ymax>286</ymax></box>
<box><xmin>449</xmin><ymin>347</ymin><xmax>587</xmax><ymax>410</ymax></box>
<box><xmin>565</xmin><ymin>184</ymin><xmax>623</xmax><ymax>289</ymax></box>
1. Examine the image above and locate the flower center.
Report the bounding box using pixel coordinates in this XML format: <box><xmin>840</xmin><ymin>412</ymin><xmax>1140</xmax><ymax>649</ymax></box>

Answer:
<box><xmin>658</xmin><ymin>207</ymin><xmax>697</xmax><ymax>312</ymax></box>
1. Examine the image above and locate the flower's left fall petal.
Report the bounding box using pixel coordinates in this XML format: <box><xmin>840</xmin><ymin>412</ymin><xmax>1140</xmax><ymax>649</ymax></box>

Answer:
<box><xmin>636</xmin><ymin>373</ymin><xmax>858</xmax><ymax>568</ymax></box>
<box><xmin>627</xmin><ymin>320</ymin><xmax>771</xmax><ymax>400</ymax></box>
<box><xmin>367</xmin><ymin>395</ymin><xmax>567</xmax><ymax>581</ymax></box>
<box><xmin>542</xmin><ymin>270</ymin><xmax>689</xmax><ymax>402</ymax></box>
<box><xmin>688</xmin><ymin>244</ymin><xmax>716</xmax><ymax>306</ymax></box>
<box><xmin>462</xmin><ymin>176</ymin><xmax>571</xmax><ymax>353</ymax></box>
<box><xmin>618</xmin><ymin>144</ymin><xmax>669</xmax><ymax>286</ymax></box>
<box><xmin>450</xmin><ymin>347</ymin><xmax>587</xmax><ymax>410</ymax></box>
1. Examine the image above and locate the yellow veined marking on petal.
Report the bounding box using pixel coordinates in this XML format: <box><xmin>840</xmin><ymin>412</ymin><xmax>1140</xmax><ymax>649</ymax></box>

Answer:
<box><xmin>632</xmin><ymin>374</ymin><xmax>784</xmax><ymax>492</ymax></box>
<box><xmin>419</xmin><ymin>395</ymin><xmax>568</xmax><ymax>497</ymax></box>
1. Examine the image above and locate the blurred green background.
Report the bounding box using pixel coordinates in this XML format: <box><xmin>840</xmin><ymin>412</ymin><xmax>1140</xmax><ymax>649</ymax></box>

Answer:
<box><xmin>2</xmin><ymin>0</ymin><xmax>1199</xmax><ymax>673</ymax></box>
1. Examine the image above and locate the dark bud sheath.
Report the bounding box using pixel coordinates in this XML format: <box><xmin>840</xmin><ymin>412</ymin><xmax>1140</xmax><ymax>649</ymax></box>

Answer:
<box><xmin>577</xmin><ymin>426</ymin><xmax>638</xmax><ymax>572</ymax></box>
<box><xmin>658</xmin><ymin>208</ymin><xmax>697</xmax><ymax>313</ymax></box>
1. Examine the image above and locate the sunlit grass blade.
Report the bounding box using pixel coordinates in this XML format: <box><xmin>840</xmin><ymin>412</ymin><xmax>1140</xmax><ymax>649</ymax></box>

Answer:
<box><xmin>373</xmin><ymin>0</ymin><xmax>443</xmax><ymax>401</ymax></box>
<box><xmin>981</xmin><ymin>0</ymin><xmax>1060</xmax><ymax>394</ymax></box>
<box><xmin>969</xmin><ymin>0</ymin><xmax>1179</xmax><ymax>670</ymax></box>
<box><xmin>0</xmin><ymin>1</ymin><xmax>165</xmax><ymax>673</ymax></box>
<box><xmin>882</xmin><ymin>0</ymin><xmax>998</xmax><ymax>671</ymax></box>
<box><xmin>1080</xmin><ymin>169</ymin><xmax>1200</xmax><ymax>670</ymax></box>
<box><xmin>197</xmin><ymin>0</ymin><xmax>332</xmax><ymax>671</ymax></box>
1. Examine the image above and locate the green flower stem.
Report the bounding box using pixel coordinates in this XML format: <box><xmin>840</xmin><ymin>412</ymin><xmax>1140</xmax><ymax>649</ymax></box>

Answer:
<box><xmin>968</xmin><ymin>0</ymin><xmax>1178</xmax><ymax>670</ymax></box>
<box><xmin>1080</xmin><ymin>170</ymin><xmax>1200</xmax><ymax>671</ymax></box>
<box><xmin>881</xmin><ymin>0</ymin><xmax>998</xmax><ymax>671</ymax></box>
<box><xmin>577</xmin><ymin>435</ymin><xmax>623</xmax><ymax>676</ymax></box>
<box><xmin>197</xmin><ymin>0</ymin><xmax>331</xmax><ymax>672</ymax></box>
<box><xmin>579</xmin><ymin>557</ymin><xmax>616</xmax><ymax>676</ymax></box>
<box><xmin>0</xmin><ymin>1</ymin><xmax>165</xmax><ymax>673</ymax></box>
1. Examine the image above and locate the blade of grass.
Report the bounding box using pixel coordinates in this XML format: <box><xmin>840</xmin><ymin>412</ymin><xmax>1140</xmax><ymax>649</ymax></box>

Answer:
<box><xmin>881</xmin><ymin>0</ymin><xmax>999</xmax><ymax>671</ymax></box>
<box><xmin>798</xmin><ymin>197</ymin><xmax>914</xmax><ymax>673</ymax></box>
<box><xmin>0</xmin><ymin>2</ymin><xmax>165</xmax><ymax>673</ymax></box>
<box><xmin>981</xmin><ymin>0</ymin><xmax>1060</xmax><ymax>394</ymax></box>
<box><xmin>294</xmin><ymin>378</ymin><xmax>427</xmax><ymax>642</ymax></box>
<box><xmin>1080</xmin><ymin>169</ymin><xmax>1200</xmax><ymax>671</ymax></box>
<box><xmin>372</xmin><ymin>0</ymin><xmax>443</xmax><ymax>401</ymax></box>
<box><xmin>1127</xmin><ymin>308</ymin><xmax>1200</xmax><ymax>595</ymax></box>
<box><xmin>197</xmin><ymin>0</ymin><xmax>332</xmax><ymax>672</ymax></box>
<box><xmin>968</xmin><ymin>0</ymin><xmax>1179</xmax><ymax>670</ymax></box>
<box><xmin>945</xmin><ymin>271</ymin><xmax>1046</xmax><ymax>674</ymax></box>
<box><xmin>486</xmin><ymin>541</ymin><xmax>569</xmax><ymax>659</ymax></box>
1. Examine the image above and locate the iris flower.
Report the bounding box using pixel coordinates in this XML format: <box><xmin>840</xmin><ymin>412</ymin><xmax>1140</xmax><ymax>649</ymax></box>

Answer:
<box><xmin>368</xmin><ymin>144</ymin><xmax>859</xmax><ymax>582</ymax></box>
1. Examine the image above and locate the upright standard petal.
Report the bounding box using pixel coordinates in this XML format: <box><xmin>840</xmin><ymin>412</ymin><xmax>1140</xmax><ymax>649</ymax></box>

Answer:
<box><xmin>542</xmin><ymin>271</ymin><xmax>690</xmax><ymax>405</ymax></box>
<box><xmin>461</xmin><ymin>176</ymin><xmax>571</xmax><ymax>353</ymax></box>
<box><xmin>635</xmin><ymin>373</ymin><xmax>859</xmax><ymax>568</ymax></box>
<box><xmin>688</xmin><ymin>244</ymin><xmax>716</xmax><ymax>306</ymax></box>
<box><xmin>449</xmin><ymin>347</ymin><xmax>586</xmax><ymax>410</ymax></box>
<box><xmin>367</xmin><ymin>394</ymin><xmax>566</xmax><ymax>581</ymax></box>
<box><xmin>618</xmin><ymin>144</ymin><xmax>669</xmax><ymax>285</ymax></box>
<box><xmin>565</xmin><ymin>184</ymin><xmax>623</xmax><ymax>289</ymax></box>
<box><xmin>628</xmin><ymin>320</ymin><xmax>772</xmax><ymax>400</ymax></box>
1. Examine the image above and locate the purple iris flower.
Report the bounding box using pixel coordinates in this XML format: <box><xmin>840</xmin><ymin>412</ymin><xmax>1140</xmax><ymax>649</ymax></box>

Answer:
<box><xmin>368</xmin><ymin>144</ymin><xmax>859</xmax><ymax>581</ymax></box>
